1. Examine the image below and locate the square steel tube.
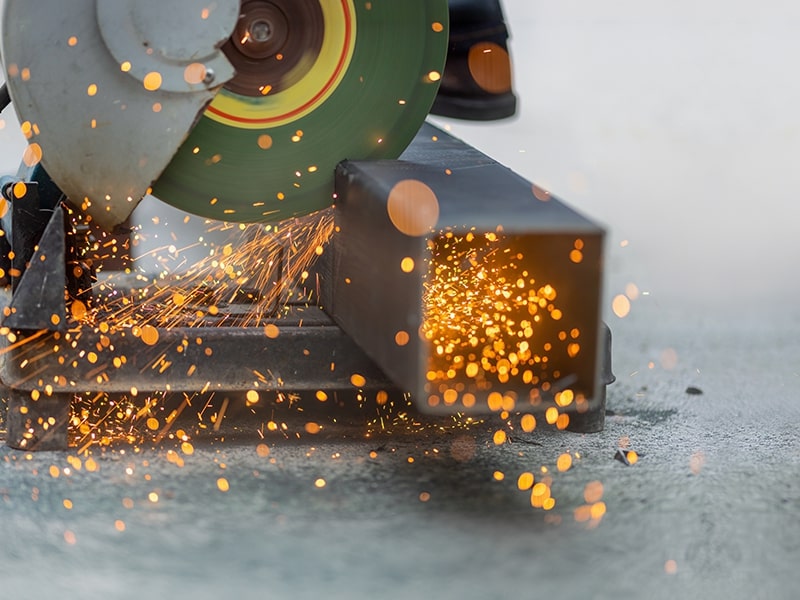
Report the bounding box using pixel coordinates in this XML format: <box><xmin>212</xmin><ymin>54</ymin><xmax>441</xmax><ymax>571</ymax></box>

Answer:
<box><xmin>328</xmin><ymin>123</ymin><xmax>605</xmax><ymax>425</ymax></box>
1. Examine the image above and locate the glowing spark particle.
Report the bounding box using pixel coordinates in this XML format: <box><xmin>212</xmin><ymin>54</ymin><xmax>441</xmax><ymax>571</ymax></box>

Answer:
<box><xmin>64</xmin><ymin>530</ymin><xmax>77</xmax><ymax>545</ymax></box>
<box><xmin>22</xmin><ymin>143</ymin><xmax>43</xmax><ymax>167</ymax></box>
<box><xmin>400</xmin><ymin>257</ymin><xmax>415</xmax><ymax>272</ymax></box>
<box><xmin>87</xmin><ymin>83</ymin><xmax>98</xmax><ymax>96</ymax></box>
<box><xmin>63</xmin><ymin>499</ymin><xmax>73</xmax><ymax>510</ymax></box>
<box><xmin>263</xmin><ymin>324</ymin><xmax>280</xmax><ymax>339</ymax></box>
<box><xmin>183</xmin><ymin>62</ymin><xmax>207</xmax><ymax>85</ymax></box>
<box><xmin>584</xmin><ymin>481</ymin><xmax>603</xmax><ymax>504</ymax></box>
<box><xmin>492</xmin><ymin>430</ymin><xmax>507</xmax><ymax>445</ymax></box>
<box><xmin>120</xmin><ymin>61</ymin><xmax>132</xmax><ymax>72</ymax></box>
<box><xmin>115</xmin><ymin>520</ymin><xmax>126</xmax><ymax>532</ymax></box>
<box><xmin>217</xmin><ymin>477</ymin><xmax>230</xmax><ymax>492</ymax></box>
<box><xmin>419</xmin><ymin>492</ymin><xmax>431</xmax><ymax>502</ymax></box>
<box><xmin>556</xmin><ymin>453</ymin><xmax>573</xmax><ymax>472</ymax></box>
<box><xmin>427</xmin><ymin>70</ymin><xmax>441</xmax><ymax>82</ymax></box>
<box><xmin>395</xmin><ymin>331</ymin><xmax>410</xmax><ymax>346</ymax></box>
<box><xmin>71</xmin><ymin>299</ymin><xmax>87</xmax><ymax>320</ymax></box>
<box><xmin>432</xmin><ymin>22</ymin><xmax>444</xmax><ymax>32</ymax></box>
<box><xmin>181</xmin><ymin>441</ymin><xmax>194</xmax><ymax>455</ymax></box>
<box><xmin>387</xmin><ymin>180</ymin><xmax>439</xmax><ymax>236</ymax></box>
<box><xmin>68</xmin><ymin>36</ymin><xmax>78</xmax><ymax>46</ymax></box>
<box><xmin>143</xmin><ymin>71</ymin><xmax>163</xmax><ymax>91</ymax></box>
<box><xmin>148</xmin><ymin>492</ymin><xmax>159</xmax><ymax>503</ymax></box>
<box><xmin>487</xmin><ymin>392</ymin><xmax>503</xmax><ymax>412</ymax></box>
<box><xmin>350</xmin><ymin>373</ymin><xmax>366</xmax><ymax>387</ymax></box>
<box><xmin>140</xmin><ymin>324</ymin><xmax>159</xmax><ymax>346</ymax></box>
<box><xmin>590</xmin><ymin>502</ymin><xmax>607</xmax><ymax>519</ymax></box>
<box><xmin>12</xmin><ymin>181</ymin><xmax>28</xmax><ymax>198</ymax></box>
<box><xmin>314</xmin><ymin>478</ymin><xmax>326</xmax><ymax>488</ymax></box>
<box><xmin>545</xmin><ymin>407</ymin><xmax>559</xmax><ymax>425</ymax></box>
<box><xmin>520</xmin><ymin>414</ymin><xmax>536</xmax><ymax>432</ymax></box>
<box><xmin>315</xmin><ymin>390</ymin><xmax>328</xmax><ymax>402</ymax></box>
<box><xmin>49</xmin><ymin>465</ymin><xmax>60</xmax><ymax>478</ymax></box>
<box><xmin>257</xmin><ymin>134</ymin><xmax>273</xmax><ymax>150</ymax></box>
<box><xmin>555</xmin><ymin>389</ymin><xmax>575</xmax><ymax>408</ymax></box>
<box><xmin>256</xmin><ymin>444</ymin><xmax>270</xmax><ymax>457</ymax></box>
<box><xmin>493</xmin><ymin>471</ymin><xmax>505</xmax><ymax>481</ymax></box>
<box><xmin>246</xmin><ymin>390</ymin><xmax>260</xmax><ymax>406</ymax></box>
<box><xmin>665</xmin><ymin>560</ymin><xmax>678</xmax><ymax>575</ymax></box>
<box><xmin>530</xmin><ymin>483</ymin><xmax>550</xmax><ymax>508</ymax></box>
<box><xmin>466</xmin><ymin>42</ymin><xmax>512</xmax><ymax>94</ymax></box>
<box><xmin>612</xmin><ymin>294</ymin><xmax>631</xmax><ymax>318</ymax></box>
<box><xmin>532</xmin><ymin>184</ymin><xmax>551</xmax><ymax>201</ymax></box>
<box><xmin>517</xmin><ymin>472</ymin><xmax>534</xmax><ymax>491</ymax></box>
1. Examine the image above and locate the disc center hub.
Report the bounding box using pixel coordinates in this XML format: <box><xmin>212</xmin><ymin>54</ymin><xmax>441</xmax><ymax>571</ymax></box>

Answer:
<box><xmin>248</xmin><ymin>19</ymin><xmax>273</xmax><ymax>43</ymax></box>
<box><xmin>222</xmin><ymin>0</ymin><xmax>324</xmax><ymax>96</ymax></box>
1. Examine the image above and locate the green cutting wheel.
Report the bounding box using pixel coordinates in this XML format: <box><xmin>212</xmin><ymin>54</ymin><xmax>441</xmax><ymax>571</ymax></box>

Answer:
<box><xmin>153</xmin><ymin>0</ymin><xmax>449</xmax><ymax>223</ymax></box>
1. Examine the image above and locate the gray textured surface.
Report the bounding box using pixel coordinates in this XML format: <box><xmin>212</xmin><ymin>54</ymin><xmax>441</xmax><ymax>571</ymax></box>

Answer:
<box><xmin>1</xmin><ymin>304</ymin><xmax>798</xmax><ymax>599</ymax></box>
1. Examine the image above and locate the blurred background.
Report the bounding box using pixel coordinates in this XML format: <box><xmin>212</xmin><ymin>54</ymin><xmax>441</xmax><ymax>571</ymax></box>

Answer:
<box><xmin>432</xmin><ymin>0</ymin><xmax>799</xmax><ymax>323</ymax></box>
<box><xmin>0</xmin><ymin>0</ymin><xmax>796</xmax><ymax>321</ymax></box>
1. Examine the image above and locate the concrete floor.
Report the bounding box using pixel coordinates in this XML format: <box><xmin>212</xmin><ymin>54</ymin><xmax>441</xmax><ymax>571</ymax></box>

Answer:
<box><xmin>1</xmin><ymin>0</ymin><xmax>799</xmax><ymax>598</ymax></box>
<box><xmin>1</xmin><ymin>304</ymin><xmax>798</xmax><ymax>599</ymax></box>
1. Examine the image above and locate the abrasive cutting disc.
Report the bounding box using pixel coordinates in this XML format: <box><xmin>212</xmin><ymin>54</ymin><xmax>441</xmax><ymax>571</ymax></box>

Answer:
<box><xmin>152</xmin><ymin>0</ymin><xmax>449</xmax><ymax>223</ymax></box>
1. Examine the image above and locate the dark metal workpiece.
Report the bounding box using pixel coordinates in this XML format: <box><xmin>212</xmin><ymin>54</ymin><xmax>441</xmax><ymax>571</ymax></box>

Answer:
<box><xmin>1</xmin><ymin>124</ymin><xmax>612</xmax><ymax>449</ymax></box>
<box><xmin>0</xmin><ymin>306</ymin><xmax>392</xmax><ymax>395</ymax></box>
<box><xmin>328</xmin><ymin>123</ymin><xmax>607</xmax><ymax>430</ymax></box>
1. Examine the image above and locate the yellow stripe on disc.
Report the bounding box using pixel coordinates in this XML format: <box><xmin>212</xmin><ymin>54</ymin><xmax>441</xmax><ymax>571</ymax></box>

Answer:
<box><xmin>206</xmin><ymin>0</ymin><xmax>356</xmax><ymax>129</ymax></box>
<box><xmin>153</xmin><ymin>0</ymin><xmax>449</xmax><ymax>223</ymax></box>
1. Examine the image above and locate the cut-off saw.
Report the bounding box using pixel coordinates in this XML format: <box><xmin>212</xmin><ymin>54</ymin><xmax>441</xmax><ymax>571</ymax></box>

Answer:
<box><xmin>0</xmin><ymin>0</ymin><xmax>613</xmax><ymax>450</ymax></box>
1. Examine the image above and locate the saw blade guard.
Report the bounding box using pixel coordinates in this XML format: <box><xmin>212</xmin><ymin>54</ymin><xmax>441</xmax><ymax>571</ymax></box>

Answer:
<box><xmin>1</xmin><ymin>0</ymin><xmax>239</xmax><ymax>230</ymax></box>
